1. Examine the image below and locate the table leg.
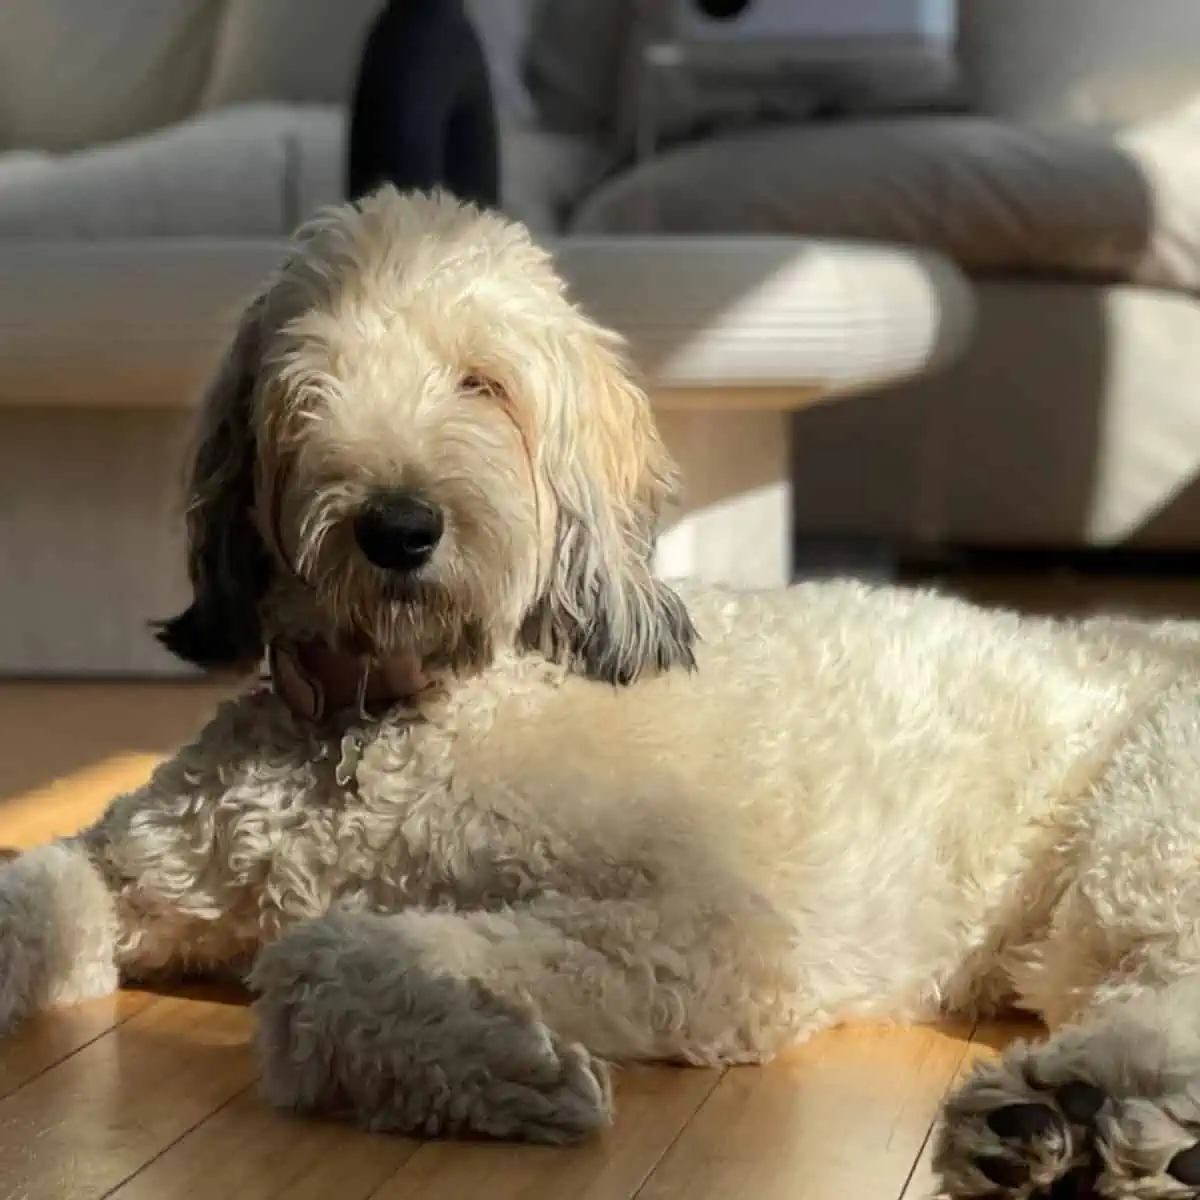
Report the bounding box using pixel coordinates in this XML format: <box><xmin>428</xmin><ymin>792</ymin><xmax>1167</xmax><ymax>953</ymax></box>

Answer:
<box><xmin>652</xmin><ymin>407</ymin><xmax>791</xmax><ymax>589</ymax></box>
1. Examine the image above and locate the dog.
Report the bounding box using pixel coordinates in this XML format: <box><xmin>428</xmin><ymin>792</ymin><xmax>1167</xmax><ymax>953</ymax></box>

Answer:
<box><xmin>3</xmin><ymin>186</ymin><xmax>1200</xmax><ymax>1197</ymax></box>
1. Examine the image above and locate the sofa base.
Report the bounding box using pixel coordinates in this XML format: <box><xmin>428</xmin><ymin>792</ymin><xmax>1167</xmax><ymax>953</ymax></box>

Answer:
<box><xmin>0</xmin><ymin>407</ymin><xmax>192</xmax><ymax>676</ymax></box>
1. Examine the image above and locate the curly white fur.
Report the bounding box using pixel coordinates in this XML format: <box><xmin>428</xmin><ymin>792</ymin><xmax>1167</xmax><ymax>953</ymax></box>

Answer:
<box><xmin>4</xmin><ymin>188</ymin><xmax>1200</xmax><ymax>1195</ymax></box>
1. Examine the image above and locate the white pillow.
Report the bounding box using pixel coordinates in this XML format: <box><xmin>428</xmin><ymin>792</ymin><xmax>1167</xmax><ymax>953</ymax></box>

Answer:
<box><xmin>960</xmin><ymin>0</ymin><xmax>1200</xmax><ymax>131</ymax></box>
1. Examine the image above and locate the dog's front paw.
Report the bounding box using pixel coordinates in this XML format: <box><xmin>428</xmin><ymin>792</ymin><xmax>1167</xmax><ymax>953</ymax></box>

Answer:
<box><xmin>471</xmin><ymin>1023</ymin><xmax>613</xmax><ymax>1144</ymax></box>
<box><xmin>935</xmin><ymin>1026</ymin><xmax>1200</xmax><ymax>1198</ymax></box>
<box><xmin>251</xmin><ymin>910</ymin><xmax>614</xmax><ymax>1144</ymax></box>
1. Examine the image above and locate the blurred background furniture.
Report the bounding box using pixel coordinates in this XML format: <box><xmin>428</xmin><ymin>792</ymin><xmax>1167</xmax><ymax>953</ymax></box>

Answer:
<box><xmin>0</xmin><ymin>0</ymin><xmax>970</xmax><ymax>674</ymax></box>
<box><xmin>0</xmin><ymin>0</ymin><xmax>1197</xmax><ymax>672</ymax></box>
<box><xmin>575</xmin><ymin>0</ymin><xmax>1200</xmax><ymax>567</ymax></box>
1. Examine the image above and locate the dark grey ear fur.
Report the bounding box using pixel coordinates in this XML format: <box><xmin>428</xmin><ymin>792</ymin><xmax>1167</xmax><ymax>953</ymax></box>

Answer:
<box><xmin>520</xmin><ymin>509</ymin><xmax>697</xmax><ymax>686</ymax></box>
<box><xmin>153</xmin><ymin>296</ymin><xmax>272</xmax><ymax>672</ymax></box>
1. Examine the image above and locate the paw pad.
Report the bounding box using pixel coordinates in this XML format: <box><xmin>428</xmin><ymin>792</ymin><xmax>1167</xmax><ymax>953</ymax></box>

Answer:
<box><xmin>986</xmin><ymin>1101</ymin><xmax>1060</xmax><ymax>1142</ymax></box>
<box><xmin>973</xmin><ymin>1153</ymin><xmax>1030</xmax><ymax>1188</ymax></box>
<box><xmin>1045</xmin><ymin>1164</ymin><xmax>1098</xmax><ymax>1199</ymax></box>
<box><xmin>1168</xmin><ymin>1142</ymin><xmax>1200</xmax><ymax>1186</ymax></box>
<box><xmin>1054</xmin><ymin>1081</ymin><xmax>1105</xmax><ymax>1126</ymax></box>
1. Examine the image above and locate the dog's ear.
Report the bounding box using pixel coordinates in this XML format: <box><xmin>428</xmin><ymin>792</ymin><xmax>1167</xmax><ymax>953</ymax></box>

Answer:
<box><xmin>520</xmin><ymin>319</ymin><xmax>697</xmax><ymax>685</ymax></box>
<box><xmin>153</xmin><ymin>292</ymin><xmax>273</xmax><ymax>673</ymax></box>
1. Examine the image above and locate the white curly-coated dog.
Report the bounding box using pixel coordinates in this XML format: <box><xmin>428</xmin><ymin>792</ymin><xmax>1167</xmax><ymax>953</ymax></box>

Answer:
<box><xmin>5</xmin><ymin>186</ymin><xmax>1200</xmax><ymax>1198</ymax></box>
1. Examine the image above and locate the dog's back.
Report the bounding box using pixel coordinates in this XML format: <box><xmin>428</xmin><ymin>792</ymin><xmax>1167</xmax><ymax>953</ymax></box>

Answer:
<box><xmin>452</xmin><ymin>577</ymin><xmax>1194</xmax><ymax>1022</ymax></box>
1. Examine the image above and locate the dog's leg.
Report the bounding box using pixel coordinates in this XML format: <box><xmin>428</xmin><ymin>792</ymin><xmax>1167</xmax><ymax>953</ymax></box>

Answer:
<box><xmin>251</xmin><ymin>894</ymin><xmax>797</xmax><ymax>1143</ymax></box>
<box><xmin>0</xmin><ymin>840</ymin><xmax>121</xmax><ymax>1032</ymax></box>
<box><xmin>0</xmin><ymin>829</ymin><xmax>254</xmax><ymax>1034</ymax></box>
<box><xmin>0</xmin><ymin>750</ymin><xmax>284</xmax><ymax>1031</ymax></box>
<box><xmin>250</xmin><ymin>907</ymin><xmax>615</xmax><ymax>1144</ymax></box>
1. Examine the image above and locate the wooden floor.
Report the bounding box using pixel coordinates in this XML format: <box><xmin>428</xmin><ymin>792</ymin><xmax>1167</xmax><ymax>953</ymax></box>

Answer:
<box><xmin>0</xmin><ymin>678</ymin><xmax>1033</xmax><ymax>1200</ymax></box>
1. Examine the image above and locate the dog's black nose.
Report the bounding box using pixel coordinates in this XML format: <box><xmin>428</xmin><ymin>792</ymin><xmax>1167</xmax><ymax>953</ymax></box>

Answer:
<box><xmin>354</xmin><ymin>491</ymin><xmax>444</xmax><ymax>572</ymax></box>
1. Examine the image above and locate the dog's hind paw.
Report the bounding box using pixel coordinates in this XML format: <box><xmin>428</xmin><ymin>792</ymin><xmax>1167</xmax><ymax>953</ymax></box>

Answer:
<box><xmin>934</xmin><ymin>1024</ymin><xmax>1200</xmax><ymax>1198</ymax></box>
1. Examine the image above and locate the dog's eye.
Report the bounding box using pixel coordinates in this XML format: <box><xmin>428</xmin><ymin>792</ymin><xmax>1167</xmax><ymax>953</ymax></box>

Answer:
<box><xmin>462</xmin><ymin>373</ymin><xmax>503</xmax><ymax>399</ymax></box>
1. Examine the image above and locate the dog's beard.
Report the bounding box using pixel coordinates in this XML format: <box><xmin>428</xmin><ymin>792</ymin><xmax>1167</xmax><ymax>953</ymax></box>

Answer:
<box><xmin>322</xmin><ymin>567</ymin><xmax>490</xmax><ymax>668</ymax></box>
<box><xmin>285</xmin><ymin>545</ymin><xmax>501</xmax><ymax>681</ymax></box>
<box><xmin>367</xmin><ymin>584</ymin><xmax>495</xmax><ymax>675</ymax></box>
<box><xmin>284</xmin><ymin>478</ymin><xmax>537</xmax><ymax>678</ymax></box>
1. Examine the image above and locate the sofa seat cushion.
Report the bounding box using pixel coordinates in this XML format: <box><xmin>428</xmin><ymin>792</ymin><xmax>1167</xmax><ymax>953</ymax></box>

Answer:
<box><xmin>572</xmin><ymin>115</ymin><xmax>1200</xmax><ymax>294</ymax></box>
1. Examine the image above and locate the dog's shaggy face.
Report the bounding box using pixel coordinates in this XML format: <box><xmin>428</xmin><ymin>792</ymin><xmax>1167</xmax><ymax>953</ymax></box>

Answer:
<box><xmin>157</xmin><ymin>187</ymin><xmax>696</xmax><ymax>686</ymax></box>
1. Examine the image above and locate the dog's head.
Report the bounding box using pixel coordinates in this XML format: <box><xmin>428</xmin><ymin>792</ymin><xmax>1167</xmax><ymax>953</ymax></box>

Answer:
<box><xmin>156</xmin><ymin>187</ymin><xmax>696</xmax><ymax>686</ymax></box>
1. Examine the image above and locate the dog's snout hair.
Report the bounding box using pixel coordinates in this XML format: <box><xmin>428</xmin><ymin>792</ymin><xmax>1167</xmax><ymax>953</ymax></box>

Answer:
<box><xmin>155</xmin><ymin>186</ymin><xmax>697</xmax><ymax>685</ymax></box>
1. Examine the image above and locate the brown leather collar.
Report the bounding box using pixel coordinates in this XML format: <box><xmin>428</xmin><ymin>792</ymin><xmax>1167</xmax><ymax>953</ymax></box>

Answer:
<box><xmin>267</xmin><ymin>639</ymin><xmax>427</xmax><ymax>723</ymax></box>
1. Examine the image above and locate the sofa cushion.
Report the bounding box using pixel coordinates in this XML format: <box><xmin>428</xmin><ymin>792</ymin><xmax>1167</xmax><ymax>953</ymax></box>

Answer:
<box><xmin>0</xmin><ymin>235</ymin><xmax>969</xmax><ymax>410</ymax></box>
<box><xmin>0</xmin><ymin>0</ymin><xmax>221</xmax><ymax>152</ymax></box>
<box><xmin>0</xmin><ymin>106</ymin><xmax>343</xmax><ymax>240</ymax></box>
<box><xmin>572</xmin><ymin>115</ymin><xmax>1200</xmax><ymax>294</ymax></box>
<box><xmin>0</xmin><ymin>102</ymin><xmax>604</xmax><ymax>241</ymax></box>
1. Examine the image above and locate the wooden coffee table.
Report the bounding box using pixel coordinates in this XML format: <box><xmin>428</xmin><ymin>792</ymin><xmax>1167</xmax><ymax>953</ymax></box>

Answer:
<box><xmin>559</xmin><ymin>237</ymin><xmax>973</xmax><ymax>588</ymax></box>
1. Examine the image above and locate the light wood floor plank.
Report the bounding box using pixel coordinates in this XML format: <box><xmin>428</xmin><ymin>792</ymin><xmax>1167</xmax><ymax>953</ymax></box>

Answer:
<box><xmin>0</xmin><ymin>753</ymin><xmax>168</xmax><ymax>849</ymax></box>
<box><xmin>633</xmin><ymin>1022</ymin><xmax>976</xmax><ymax>1200</ymax></box>
<box><xmin>368</xmin><ymin>1065</ymin><xmax>722</xmax><ymax>1200</ymax></box>
<box><xmin>0</xmin><ymin>680</ymin><xmax>229</xmax><ymax>851</ymax></box>
<box><xmin>0</xmin><ymin>996</ymin><xmax>256</xmax><ymax>1200</ymax></box>
<box><xmin>0</xmin><ymin>681</ymin><xmax>229</xmax><ymax>808</ymax></box>
<box><xmin>900</xmin><ymin>1020</ymin><xmax>1037</xmax><ymax>1200</ymax></box>
<box><xmin>109</xmin><ymin>1085</ymin><xmax>421</xmax><ymax>1200</ymax></box>
<box><xmin>0</xmin><ymin>990</ymin><xmax>153</xmax><ymax>1101</ymax></box>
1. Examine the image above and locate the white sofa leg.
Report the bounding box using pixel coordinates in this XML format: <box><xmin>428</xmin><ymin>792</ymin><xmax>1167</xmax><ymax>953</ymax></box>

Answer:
<box><xmin>652</xmin><ymin>407</ymin><xmax>792</xmax><ymax>589</ymax></box>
